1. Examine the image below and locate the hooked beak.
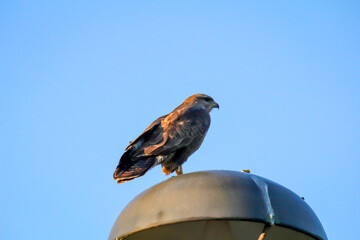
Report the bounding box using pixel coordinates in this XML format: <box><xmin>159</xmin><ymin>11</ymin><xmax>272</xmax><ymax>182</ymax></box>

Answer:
<box><xmin>213</xmin><ymin>102</ymin><xmax>220</xmax><ymax>109</ymax></box>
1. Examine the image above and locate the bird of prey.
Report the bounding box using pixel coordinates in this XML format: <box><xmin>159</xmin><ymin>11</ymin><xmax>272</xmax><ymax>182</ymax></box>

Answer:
<box><xmin>113</xmin><ymin>94</ymin><xmax>219</xmax><ymax>184</ymax></box>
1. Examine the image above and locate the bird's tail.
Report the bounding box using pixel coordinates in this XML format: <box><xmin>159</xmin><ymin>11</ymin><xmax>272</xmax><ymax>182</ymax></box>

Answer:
<box><xmin>113</xmin><ymin>151</ymin><xmax>155</xmax><ymax>184</ymax></box>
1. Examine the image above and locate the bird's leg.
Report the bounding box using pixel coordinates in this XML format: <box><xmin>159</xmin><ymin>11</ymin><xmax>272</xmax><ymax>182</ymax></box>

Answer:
<box><xmin>175</xmin><ymin>165</ymin><xmax>183</xmax><ymax>175</ymax></box>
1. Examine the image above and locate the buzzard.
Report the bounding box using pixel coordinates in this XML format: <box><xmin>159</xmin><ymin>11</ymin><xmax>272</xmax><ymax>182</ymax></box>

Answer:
<box><xmin>113</xmin><ymin>94</ymin><xmax>219</xmax><ymax>183</ymax></box>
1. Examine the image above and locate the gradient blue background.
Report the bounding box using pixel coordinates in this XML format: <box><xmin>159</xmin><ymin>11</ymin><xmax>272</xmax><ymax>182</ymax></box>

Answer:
<box><xmin>1</xmin><ymin>1</ymin><xmax>359</xmax><ymax>239</ymax></box>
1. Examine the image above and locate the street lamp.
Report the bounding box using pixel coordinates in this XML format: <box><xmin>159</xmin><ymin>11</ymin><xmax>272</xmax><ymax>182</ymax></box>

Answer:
<box><xmin>109</xmin><ymin>170</ymin><xmax>327</xmax><ymax>240</ymax></box>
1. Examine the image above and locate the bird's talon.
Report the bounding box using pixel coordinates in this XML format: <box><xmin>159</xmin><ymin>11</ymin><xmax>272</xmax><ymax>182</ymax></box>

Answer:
<box><xmin>175</xmin><ymin>165</ymin><xmax>183</xmax><ymax>176</ymax></box>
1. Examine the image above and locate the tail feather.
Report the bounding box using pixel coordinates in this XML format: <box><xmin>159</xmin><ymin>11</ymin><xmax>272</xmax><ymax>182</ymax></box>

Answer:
<box><xmin>113</xmin><ymin>152</ymin><xmax>155</xmax><ymax>184</ymax></box>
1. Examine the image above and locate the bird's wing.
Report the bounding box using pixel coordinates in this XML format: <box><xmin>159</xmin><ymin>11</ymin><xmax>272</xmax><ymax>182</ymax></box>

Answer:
<box><xmin>142</xmin><ymin>107</ymin><xmax>211</xmax><ymax>156</ymax></box>
<box><xmin>125</xmin><ymin>114</ymin><xmax>168</xmax><ymax>151</ymax></box>
<box><xmin>114</xmin><ymin>114</ymin><xmax>169</xmax><ymax>181</ymax></box>
<box><xmin>114</xmin><ymin>107</ymin><xmax>210</xmax><ymax>183</ymax></box>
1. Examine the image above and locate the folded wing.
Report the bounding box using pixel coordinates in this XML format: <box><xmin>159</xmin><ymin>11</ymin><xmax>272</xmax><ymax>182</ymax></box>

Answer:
<box><xmin>113</xmin><ymin>107</ymin><xmax>210</xmax><ymax>183</ymax></box>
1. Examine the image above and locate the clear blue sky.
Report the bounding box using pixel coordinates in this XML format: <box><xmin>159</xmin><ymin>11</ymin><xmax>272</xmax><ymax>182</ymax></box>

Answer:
<box><xmin>1</xmin><ymin>1</ymin><xmax>359</xmax><ymax>239</ymax></box>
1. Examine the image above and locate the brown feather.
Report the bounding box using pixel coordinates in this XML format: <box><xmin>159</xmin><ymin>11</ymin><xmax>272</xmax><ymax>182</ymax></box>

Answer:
<box><xmin>113</xmin><ymin>94</ymin><xmax>218</xmax><ymax>183</ymax></box>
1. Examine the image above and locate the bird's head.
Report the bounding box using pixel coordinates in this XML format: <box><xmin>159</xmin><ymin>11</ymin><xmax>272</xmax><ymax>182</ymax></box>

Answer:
<box><xmin>184</xmin><ymin>94</ymin><xmax>220</xmax><ymax>112</ymax></box>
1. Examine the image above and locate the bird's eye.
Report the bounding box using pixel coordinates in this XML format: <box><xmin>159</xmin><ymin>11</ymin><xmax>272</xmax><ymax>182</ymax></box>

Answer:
<box><xmin>204</xmin><ymin>98</ymin><xmax>211</xmax><ymax>102</ymax></box>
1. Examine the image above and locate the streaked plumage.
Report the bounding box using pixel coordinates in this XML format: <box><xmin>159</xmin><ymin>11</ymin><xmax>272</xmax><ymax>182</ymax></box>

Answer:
<box><xmin>113</xmin><ymin>94</ymin><xmax>219</xmax><ymax>183</ymax></box>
